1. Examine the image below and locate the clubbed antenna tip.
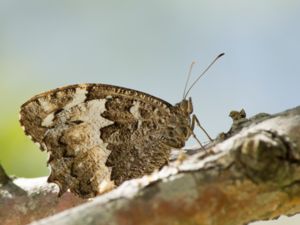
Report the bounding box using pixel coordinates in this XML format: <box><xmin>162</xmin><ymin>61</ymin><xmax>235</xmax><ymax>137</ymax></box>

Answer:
<box><xmin>217</xmin><ymin>53</ymin><xmax>225</xmax><ymax>58</ymax></box>
<box><xmin>183</xmin><ymin>52</ymin><xmax>225</xmax><ymax>99</ymax></box>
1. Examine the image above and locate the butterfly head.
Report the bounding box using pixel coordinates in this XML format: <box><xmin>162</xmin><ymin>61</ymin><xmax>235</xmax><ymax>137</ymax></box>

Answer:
<box><xmin>175</xmin><ymin>97</ymin><xmax>193</xmax><ymax>116</ymax></box>
<box><xmin>161</xmin><ymin>97</ymin><xmax>193</xmax><ymax>148</ymax></box>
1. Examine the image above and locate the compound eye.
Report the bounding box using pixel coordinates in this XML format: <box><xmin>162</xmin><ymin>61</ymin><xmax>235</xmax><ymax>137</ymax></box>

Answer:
<box><xmin>176</xmin><ymin>126</ymin><xmax>188</xmax><ymax>137</ymax></box>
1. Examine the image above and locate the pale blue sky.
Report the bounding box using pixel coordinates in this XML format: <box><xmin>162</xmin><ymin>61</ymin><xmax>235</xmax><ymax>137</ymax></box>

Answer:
<box><xmin>1</xmin><ymin>0</ymin><xmax>299</xmax><ymax>140</ymax></box>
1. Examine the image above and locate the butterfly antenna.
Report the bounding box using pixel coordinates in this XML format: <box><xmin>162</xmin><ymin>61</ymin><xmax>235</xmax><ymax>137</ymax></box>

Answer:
<box><xmin>182</xmin><ymin>61</ymin><xmax>196</xmax><ymax>99</ymax></box>
<box><xmin>183</xmin><ymin>53</ymin><xmax>225</xmax><ymax>99</ymax></box>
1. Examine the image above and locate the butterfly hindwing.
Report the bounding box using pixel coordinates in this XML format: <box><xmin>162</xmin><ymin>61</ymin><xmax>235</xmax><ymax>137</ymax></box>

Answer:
<box><xmin>20</xmin><ymin>83</ymin><xmax>187</xmax><ymax>198</ymax></box>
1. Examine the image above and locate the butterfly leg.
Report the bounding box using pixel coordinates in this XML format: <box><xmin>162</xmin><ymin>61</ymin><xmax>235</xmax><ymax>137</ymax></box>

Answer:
<box><xmin>191</xmin><ymin>114</ymin><xmax>213</xmax><ymax>142</ymax></box>
<box><xmin>174</xmin><ymin>129</ymin><xmax>204</xmax><ymax>164</ymax></box>
<box><xmin>175</xmin><ymin>126</ymin><xmax>205</xmax><ymax>164</ymax></box>
<box><xmin>191</xmin><ymin>128</ymin><xmax>205</xmax><ymax>149</ymax></box>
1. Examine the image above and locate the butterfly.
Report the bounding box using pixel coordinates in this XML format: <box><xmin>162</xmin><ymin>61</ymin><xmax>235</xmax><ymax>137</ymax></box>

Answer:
<box><xmin>19</xmin><ymin>53</ymin><xmax>224</xmax><ymax>198</ymax></box>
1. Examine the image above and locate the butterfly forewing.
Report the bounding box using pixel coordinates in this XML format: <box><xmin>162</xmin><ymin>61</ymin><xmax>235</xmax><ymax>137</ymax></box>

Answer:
<box><xmin>20</xmin><ymin>83</ymin><xmax>191</xmax><ymax>198</ymax></box>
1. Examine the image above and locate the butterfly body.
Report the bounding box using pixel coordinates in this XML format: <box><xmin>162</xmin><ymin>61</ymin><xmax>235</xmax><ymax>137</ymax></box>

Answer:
<box><xmin>20</xmin><ymin>83</ymin><xmax>194</xmax><ymax>198</ymax></box>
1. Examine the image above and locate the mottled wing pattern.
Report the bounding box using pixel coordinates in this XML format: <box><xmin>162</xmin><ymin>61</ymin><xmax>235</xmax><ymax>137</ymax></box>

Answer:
<box><xmin>20</xmin><ymin>84</ymin><xmax>184</xmax><ymax>198</ymax></box>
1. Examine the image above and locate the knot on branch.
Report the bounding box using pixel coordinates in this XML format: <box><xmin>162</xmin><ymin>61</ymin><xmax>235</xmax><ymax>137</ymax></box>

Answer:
<box><xmin>235</xmin><ymin>130</ymin><xmax>300</xmax><ymax>186</ymax></box>
<box><xmin>0</xmin><ymin>165</ymin><xmax>10</xmax><ymax>186</ymax></box>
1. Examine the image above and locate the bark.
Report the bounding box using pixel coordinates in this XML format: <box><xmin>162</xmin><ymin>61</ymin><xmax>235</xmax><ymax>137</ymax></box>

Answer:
<box><xmin>1</xmin><ymin>106</ymin><xmax>300</xmax><ymax>225</ymax></box>
<box><xmin>0</xmin><ymin>167</ymin><xmax>87</xmax><ymax>225</ymax></box>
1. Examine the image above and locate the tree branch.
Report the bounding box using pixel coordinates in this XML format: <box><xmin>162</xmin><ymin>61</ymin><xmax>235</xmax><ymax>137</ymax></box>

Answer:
<box><xmin>0</xmin><ymin>168</ymin><xmax>87</xmax><ymax>225</ymax></box>
<box><xmin>32</xmin><ymin>106</ymin><xmax>300</xmax><ymax>225</ymax></box>
<box><xmin>2</xmin><ymin>106</ymin><xmax>300</xmax><ymax>225</ymax></box>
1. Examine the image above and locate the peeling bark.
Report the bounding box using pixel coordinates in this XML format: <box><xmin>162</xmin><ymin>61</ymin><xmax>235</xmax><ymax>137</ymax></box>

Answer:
<box><xmin>0</xmin><ymin>171</ymin><xmax>87</xmax><ymax>225</ymax></box>
<box><xmin>1</xmin><ymin>106</ymin><xmax>300</xmax><ymax>225</ymax></box>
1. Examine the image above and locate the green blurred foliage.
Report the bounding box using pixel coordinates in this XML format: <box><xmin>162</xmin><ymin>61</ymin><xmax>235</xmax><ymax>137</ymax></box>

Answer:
<box><xmin>0</xmin><ymin>84</ymin><xmax>48</xmax><ymax>178</ymax></box>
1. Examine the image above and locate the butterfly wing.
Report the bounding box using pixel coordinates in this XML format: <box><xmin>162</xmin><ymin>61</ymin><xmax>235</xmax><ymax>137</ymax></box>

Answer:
<box><xmin>20</xmin><ymin>83</ymin><xmax>175</xmax><ymax>197</ymax></box>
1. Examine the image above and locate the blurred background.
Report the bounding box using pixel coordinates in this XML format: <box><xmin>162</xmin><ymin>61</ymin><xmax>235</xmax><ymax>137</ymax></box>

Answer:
<box><xmin>0</xmin><ymin>1</ymin><xmax>299</xmax><ymax>224</ymax></box>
